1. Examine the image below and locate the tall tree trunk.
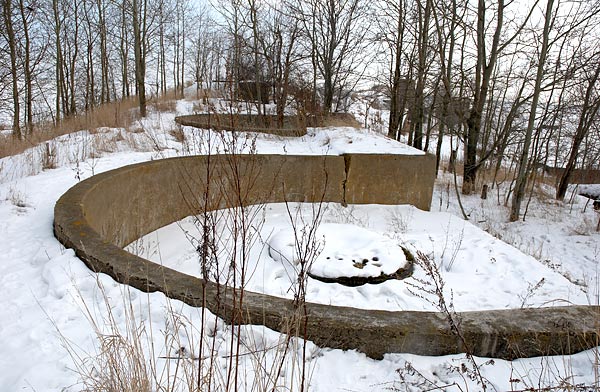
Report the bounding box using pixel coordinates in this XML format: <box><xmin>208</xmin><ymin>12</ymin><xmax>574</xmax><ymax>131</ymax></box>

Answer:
<box><xmin>250</xmin><ymin>0</ymin><xmax>263</xmax><ymax>115</ymax></box>
<box><xmin>121</xmin><ymin>3</ymin><xmax>130</xmax><ymax>97</ymax></box>
<box><xmin>4</xmin><ymin>0</ymin><xmax>21</xmax><ymax>139</ymax></box>
<box><xmin>412</xmin><ymin>0</ymin><xmax>432</xmax><ymax>150</ymax></box>
<box><xmin>132</xmin><ymin>0</ymin><xmax>147</xmax><ymax>117</ymax></box>
<box><xmin>180</xmin><ymin>0</ymin><xmax>186</xmax><ymax>98</ymax></box>
<box><xmin>510</xmin><ymin>0</ymin><xmax>554</xmax><ymax>221</ymax></box>
<box><xmin>556</xmin><ymin>63</ymin><xmax>600</xmax><ymax>200</ymax></box>
<box><xmin>68</xmin><ymin>1</ymin><xmax>79</xmax><ymax>116</ymax></box>
<box><xmin>97</xmin><ymin>0</ymin><xmax>110</xmax><ymax>104</ymax></box>
<box><xmin>463</xmin><ymin>0</ymin><xmax>504</xmax><ymax>194</ymax></box>
<box><xmin>431</xmin><ymin>0</ymin><xmax>459</xmax><ymax>174</ymax></box>
<box><xmin>159</xmin><ymin>5</ymin><xmax>166</xmax><ymax>95</ymax></box>
<box><xmin>82</xmin><ymin>0</ymin><xmax>93</xmax><ymax>109</ymax></box>
<box><xmin>18</xmin><ymin>0</ymin><xmax>32</xmax><ymax>134</ymax></box>
<box><xmin>181</xmin><ymin>23</ymin><xmax>185</xmax><ymax>97</ymax></box>
<box><xmin>174</xmin><ymin>15</ymin><xmax>180</xmax><ymax>96</ymax></box>
<box><xmin>388</xmin><ymin>0</ymin><xmax>405</xmax><ymax>140</ymax></box>
<box><xmin>53</xmin><ymin>0</ymin><xmax>64</xmax><ymax>123</ymax></box>
<box><xmin>86</xmin><ymin>38</ymin><xmax>95</xmax><ymax>109</ymax></box>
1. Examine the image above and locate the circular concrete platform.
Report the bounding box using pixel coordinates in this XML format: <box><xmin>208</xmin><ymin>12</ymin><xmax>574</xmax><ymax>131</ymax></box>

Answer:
<box><xmin>53</xmin><ymin>153</ymin><xmax>599</xmax><ymax>360</ymax></box>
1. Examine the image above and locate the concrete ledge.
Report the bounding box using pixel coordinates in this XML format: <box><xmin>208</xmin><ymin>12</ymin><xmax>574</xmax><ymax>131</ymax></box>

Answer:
<box><xmin>53</xmin><ymin>154</ymin><xmax>600</xmax><ymax>360</ymax></box>
<box><xmin>175</xmin><ymin>114</ymin><xmax>307</xmax><ymax>137</ymax></box>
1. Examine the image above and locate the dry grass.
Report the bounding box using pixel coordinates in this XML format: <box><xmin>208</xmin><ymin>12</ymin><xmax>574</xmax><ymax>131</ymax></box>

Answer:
<box><xmin>148</xmin><ymin>90</ymin><xmax>181</xmax><ymax>113</ymax></box>
<box><xmin>41</xmin><ymin>142</ymin><xmax>57</xmax><ymax>170</ymax></box>
<box><xmin>186</xmin><ymin>88</ymin><xmax>224</xmax><ymax>101</ymax></box>
<box><xmin>0</xmin><ymin>91</ymin><xmax>190</xmax><ymax>160</ymax></box>
<box><xmin>475</xmin><ymin>163</ymin><xmax>561</xmax><ymax>189</ymax></box>
<box><xmin>317</xmin><ymin>113</ymin><xmax>362</xmax><ymax>128</ymax></box>
<box><xmin>0</xmin><ymin>97</ymin><xmax>140</xmax><ymax>159</ymax></box>
<box><xmin>168</xmin><ymin>126</ymin><xmax>186</xmax><ymax>143</ymax></box>
<box><xmin>149</xmin><ymin>99</ymin><xmax>177</xmax><ymax>113</ymax></box>
<box><xmin>6</xmin><ymin>186</ymin><xmax>29</xmax><ymax>208</ymax></box>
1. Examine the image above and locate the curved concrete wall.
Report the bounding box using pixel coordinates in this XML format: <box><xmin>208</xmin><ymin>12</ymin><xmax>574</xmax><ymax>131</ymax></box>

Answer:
<box><xmin>54</xmin><ymin>153</ymin><xmax>600</xmax><ymax>360</ymax></box>
<box><xmin>176</xmin><ymin>114</ymin><xmax>307</xmax><ymax>137</ymax></box>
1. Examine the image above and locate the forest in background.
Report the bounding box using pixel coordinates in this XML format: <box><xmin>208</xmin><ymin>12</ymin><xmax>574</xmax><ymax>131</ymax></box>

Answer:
<box><xmin>1</xmin><ymin>0</ymin><xmax>600</xmax><ymax>221</ymax></box>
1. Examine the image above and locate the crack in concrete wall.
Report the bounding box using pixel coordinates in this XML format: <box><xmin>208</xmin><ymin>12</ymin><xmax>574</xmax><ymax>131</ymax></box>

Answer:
<box><xmin>342</xmin><ymin>154</ymin><xmax>351</xmax><ymax>206</ymax></box>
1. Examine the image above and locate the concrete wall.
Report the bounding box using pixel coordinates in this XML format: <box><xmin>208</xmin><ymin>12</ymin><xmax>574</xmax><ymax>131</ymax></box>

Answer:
<box><xmin>53</xmin><ymin>153</ymin><xmax>600</xmax><ymax>360</ymax></box>
<box><xmin>544</xmin><ymin>166</ymin><xmax>600</xmax><ymax>185</ymax></box>
<box><xmin>176</xmin><ymin>114</ymin><xmax>307</xmax><ymax>137</ymax></box>
<box><xmin>343</xmin><ymin>154</ymin><xmax>434</xmax><ymax>209</ymax></box>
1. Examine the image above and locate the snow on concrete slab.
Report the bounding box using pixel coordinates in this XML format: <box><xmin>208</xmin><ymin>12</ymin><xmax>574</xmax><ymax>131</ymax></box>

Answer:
<box><xmin>268</xmin><ymin>222</ymin><xmax>409</xmax><ymax>279</ymax></box>
<box><xmin>580</xmin><ymin>183</ymin><xmax>600</xmax><ymax>199</ymax></box>
<box><xmin>179</xmin><ymin>125</ymin><xmax>425</xmax><ymax>156</ymax></box>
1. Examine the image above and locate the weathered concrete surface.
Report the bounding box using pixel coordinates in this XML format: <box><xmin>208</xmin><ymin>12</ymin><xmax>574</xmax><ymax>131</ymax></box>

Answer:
<box><xmin>54</xmin><ymin>154</ymin><xmax>600</xmax><ymax>360</ymax></box>
<box><xmin>175</xmin><ymin>112</ymin><xmax>363</xmax><ymax>136</ymax></box>
<box><xmin>176</xmin><ymin>114</ymin><xmax>307</xmax><ymax>137</ymax></box>
<box><xmin>542</xmin><ymin>166</ymin><xmax>600</xmax><ymax>185</ymax></box>
<box><xmin>343</xmin><ymin>154</ymin><xmax>436</xmax><ymax>210</ymax></box>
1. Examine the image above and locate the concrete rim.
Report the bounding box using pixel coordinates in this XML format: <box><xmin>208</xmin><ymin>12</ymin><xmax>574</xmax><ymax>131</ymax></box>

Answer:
<box><xmin>53</xmin><ymin>154</ymin><xmax>600</xmax><ymax>360</ymax></box>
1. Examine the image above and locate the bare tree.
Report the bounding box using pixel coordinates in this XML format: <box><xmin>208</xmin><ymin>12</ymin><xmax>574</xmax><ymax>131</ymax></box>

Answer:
<box><xmin>268</xmin><ymin>6</ymin><xmax>301</xmax><ymax>126</ymax></box>
<box><xmin>51</xmin><ymin>0</ymin><xmax>63</xmax><ymax>123</ymax></box>
<box><xmin>410</xmin><ymin>0</ymin><xmax>433</xmax><ymax>150</ymax></box>
<box><xmin>63</xmin><ymin>0</ymin><xmax>80</xmax><ymax>116</ymax></box>
<box><xmin>3</xmin><ymin>0</ymin><xmax>21</xmax><ymax>138</ymax></box>
<box><xmin>17</xmin><ymin>0</ymin><xmax>33</xmax><ymax>133</ymax></box>
<box><xmin>81</xmin><ymin>0</ymin><xmax>97</xmax><ymax>109</ymax></box>
<box><xmin>461</xmin><ymin>0</ymin><xmax>537</xmax><ymax>194</ymax></box>
<box><xmin>119</xmin><ymin>1</ymin><xmax>131</xmax><ymax>97</ymax></box>
<box><xmin>97</xmin><ymin>0</ymin><xmax>110</xmax><ymax>104</ymax></box>
<box><xmin>430</xmin><ymin>0</ymin><xmax>468</xmax><ymax>174</ymax></box>
<box><xmin>384</xmin><ymin>0</ymin><xmax>408</xmax><ymax>140</ymax></box>
<box><xmin>510</xmin><ymin>0</ymin><xmax>554</xmax><ymax>221</ymax></box>
<box><xmin>556</xmin><ymin>54</ymin><xmax>600</xmax><ymax>200</ymax></box>
<box><xmin>291</xmin><ymin>0</ymin><xmax>369</xmax><ymax>113</ymax></box>
<box><xmin>462</xmin><ymin>1</ymin><xmax>506</xmax><ymax>194</ymax></box>
<box><xmin>246</xmin><ymin>0</ymin><xmax>303</xmax><ymax>124</ymax></box>
<box><xmin>171</xmin><ymin>0</ymin><xmax>189</xmax><ymax>98</ymax></box>
<box><xmin>50</xmin><ymin>0</ymin><xmax>81</xmax><ymax>119</ymax></box>
<box><xmin>156</xmin><ymin>0</ymin><xmax>167</xmax><ymax>96</ymax></box>
<box><xmin>215</xmin><ymin>0</ymin><xmax>245</xmax><ymax>101</ymax></box>
<box><xmin>189</xmin><ymin>6</ymin><xmax>212</xmax><ymax>99</ymax></box>
<box><xmin>131</xmin><ymin>0</ymin><xmax>147</xmax><ymax>117</ymax></box>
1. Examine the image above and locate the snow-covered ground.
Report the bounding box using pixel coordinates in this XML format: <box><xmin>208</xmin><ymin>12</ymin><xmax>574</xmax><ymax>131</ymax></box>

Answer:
<box><xmin>581</xmin><ymin>184</ymin><xmax>600</xmax><ymax>200</ymax></box>
<box><xmin>1</xmin><ymin>102</ymin><xmax>599</xmax><ymax>391</ymax></box>
<box><xmin>130</xmin><ymin>203</ymin><xmax>587</xmax><ymax>312</ymax></box>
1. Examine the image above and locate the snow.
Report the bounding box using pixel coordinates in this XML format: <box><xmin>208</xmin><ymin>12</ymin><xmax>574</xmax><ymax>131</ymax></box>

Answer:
<box><xmin>1</xmin><ymin>103</ymin><xmax>599</xmax><ymax>391</ymax></box>
<box><xmin>175</xmin><ymin>125</ymin><xmax>424</xmax><ymax>157</ymax></box>
<box><xmin>131</xmin><ymin>202</ymin><xmax>588</xmax><ymax>312</ymax></box>
<box><xmin>268</xmin><ymin>222</ymin><xmax>408</xmax><ymax>279</ymax></box>
<box><xmin>580</xmin><ymin>184</ymin><xmax>600</xmax><ymax>199</ymax></box>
